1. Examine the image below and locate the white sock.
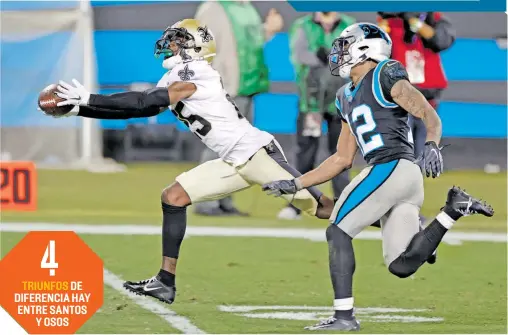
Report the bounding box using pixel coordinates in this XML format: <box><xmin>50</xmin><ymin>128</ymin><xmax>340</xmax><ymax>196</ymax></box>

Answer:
<box><xmin>334</xmin><ymin>297</ymin><xmax>354</xmax><ymax>311</ymax></box>
<box><xmin>436</xmin><ymin>211</ymin><xmax>455</xmax><ymax>230</ymax></box>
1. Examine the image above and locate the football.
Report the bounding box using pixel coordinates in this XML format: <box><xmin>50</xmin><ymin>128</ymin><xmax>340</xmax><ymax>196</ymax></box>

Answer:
<box><xmin>38</xmin><ymin>84</ymin><xmax>74</xmax><ymax>117</ymax></box>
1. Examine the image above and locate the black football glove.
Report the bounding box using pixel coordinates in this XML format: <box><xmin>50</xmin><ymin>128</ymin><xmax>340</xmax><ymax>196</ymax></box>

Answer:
<box><xmin>262</xmin><ymin>179</ymin><xmax>302</xmax><ymax>197</ymax></box>
<box><xmin>416</xmin><ymin>141</ymin><xmax>444</xmax><ymax>178</ymax></box>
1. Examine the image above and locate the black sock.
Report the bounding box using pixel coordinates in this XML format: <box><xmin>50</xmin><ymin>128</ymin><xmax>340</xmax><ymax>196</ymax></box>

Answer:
<box><xmin>334</xmin><ymin>309</ymin><xmax>354</xmax><ymax>320</ymax></box>
<box><xmin>162</xmin><ymin>202</ymin><xmax>187</xmax><ymax>258</ymax></box>
<box><xmin>326</xmin><ymin>225</ymin><xmax>355</xmax><ymax>314</ymax></box>
<box><xmin>388</xmin><ymin>219</ymin><xmax>448</xmax><ymax>278</ymax></box>
<box><xmin>158</xmin><ymin>269</ymin><xmax>175</xmax><ymax>286</ymax></box>
<box><xmin>424</xmin><ymin>218</ymin><xmax>449</xmax><ymax>240</ymax></box>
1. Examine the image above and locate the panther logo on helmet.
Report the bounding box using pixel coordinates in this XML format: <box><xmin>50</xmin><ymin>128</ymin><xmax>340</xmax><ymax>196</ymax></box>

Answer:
<box><xmin>359</xmin><ymin>24</ymin><xmax>390</xmax><ymax>43</ymax></box>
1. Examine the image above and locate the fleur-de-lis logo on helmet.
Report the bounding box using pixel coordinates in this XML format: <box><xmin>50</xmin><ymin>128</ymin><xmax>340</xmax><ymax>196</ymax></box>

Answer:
<box><xmin>197</xmin><ymin>26</ymin><xmax>213</xmax><ymax>43</ymax></box>
<box><xmin>178</xmin><ymin>64</ymin><xmax>195</xmax><ymax>81</ymax></box>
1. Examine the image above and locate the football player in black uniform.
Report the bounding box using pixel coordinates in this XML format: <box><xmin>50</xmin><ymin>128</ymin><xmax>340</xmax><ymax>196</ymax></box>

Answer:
<box><xmin>262</xmin><ymin>23</ymin><xmax>494</xmax><ymax>331</ymax></box>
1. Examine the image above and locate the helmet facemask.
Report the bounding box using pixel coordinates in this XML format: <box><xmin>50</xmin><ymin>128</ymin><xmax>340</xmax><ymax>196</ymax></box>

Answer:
<box><xmin>329</xmin><ymin>36</ymin><xmax>355</xmax><ymax>77</ymax></box>
<box><xmin>329</xmin><ymin>35</ymin><xmax>369</xmax><ymax>78</ymax></box>
<box><xmin>154</xmin><ymin>27</ymin><xmax>195</xmax><ymax>60</ymax></box>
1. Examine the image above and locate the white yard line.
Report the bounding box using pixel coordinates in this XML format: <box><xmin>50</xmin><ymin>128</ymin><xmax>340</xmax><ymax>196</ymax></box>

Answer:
<box><xmin>103</xmin><ymin>269</ymin><xmax>205</xmax><ymax>334</ymax></box>
<box><xmin>1</xmin><ymin>222</ymin><xmax>506</xmax><ymax>244</ymax></box>
<box><xmin>0</xmin><ymin>306</ymin><xmax>28</xmax><ymax>335</ymax></box>
<box><xmin>217</xmin><ymin>305</ymin><xmax>445</xmax><ymax>323</ymax></box>
<box><xmin>217</xmin><ymin>305</ymin><xmax>431</xmax><ymax>313</ymax></box>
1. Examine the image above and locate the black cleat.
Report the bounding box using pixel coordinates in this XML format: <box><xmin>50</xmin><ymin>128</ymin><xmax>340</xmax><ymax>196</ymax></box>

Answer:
<box><xmin>305</xmin><ymin>316</ymin><xmax>360</xmax><ymax>331</ymax></box>
<box><xmin>123</xmin><ymin>275</ymin><xmax>176</xmax><ymax>304</ymax></box>
<box><xmin>444</xmin><ymin>186</ymin><xmax>495</xmax><ymax>217</ymax></box>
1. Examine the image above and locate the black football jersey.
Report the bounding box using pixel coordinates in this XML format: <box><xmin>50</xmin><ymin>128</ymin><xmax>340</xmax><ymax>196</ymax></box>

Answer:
<box><xmin>335</xmin><ymin>59</ymin><xmax>415</xmax><ymax>165</ymax></box>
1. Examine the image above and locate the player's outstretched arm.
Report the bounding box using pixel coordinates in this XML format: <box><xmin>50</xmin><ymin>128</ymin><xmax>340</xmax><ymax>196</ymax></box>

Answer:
<box><xmin>56</xmin><ymin>79</ymin><xmax>196</xmax><ymax>119</ymax></box>
<box><xmin>390</xmin><ymin>79</ymin><xmax>442</xmax><ymax>145</ymax></box>
<box><xmin>262</xmin><ymin>123</ymin><xmax>356</xmax><ymax>197</ymax></box>
<box><xmin>76</xmin><ymin>106</ymin><xmax>164</xmax><ymax>120</ymax></box>
<box><xmin>297</xmin><ymin>121</ymin><xmax>357</xmax><ymax>188</ymax></box>
<box><xmin>88</xmin><ymin>82</ymin><xmax>196</xmax><ymax>111</ymax></box>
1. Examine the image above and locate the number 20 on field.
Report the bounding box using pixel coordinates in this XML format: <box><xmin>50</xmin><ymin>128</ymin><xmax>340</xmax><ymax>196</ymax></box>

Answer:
<box><xmin>0</xmin><ymin>161</ymin><xmax>37</xmax><ymax>211</ymax></box>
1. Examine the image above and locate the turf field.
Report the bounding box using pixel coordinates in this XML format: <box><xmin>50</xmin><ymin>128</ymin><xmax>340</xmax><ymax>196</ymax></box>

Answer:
<box><xmin>1</xmin><ymin>164</ymin><xmax>507</xmax><ymax>334</ymax></box>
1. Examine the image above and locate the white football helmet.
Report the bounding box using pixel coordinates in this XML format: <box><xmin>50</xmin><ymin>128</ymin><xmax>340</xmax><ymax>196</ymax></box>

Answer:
<box><xmin>154</xmin><ymin>19</ymin><xmax>216</xmax><ymax>69</ymax></box>
<box><xmin>329</xmin><ymin>22</ymin><xmax>392</xmax><ymax>78</ymax></box>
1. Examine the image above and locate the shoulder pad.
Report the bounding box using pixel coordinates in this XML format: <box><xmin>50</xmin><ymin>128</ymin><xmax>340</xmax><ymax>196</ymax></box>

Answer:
<box><xmin>336</xmin><ymin>82</ymin><xmax>349</xmax><ymax>97</ymax></box>
<box><xmin>372</xmin><ymin>59</ymin><xmax>408</xmax><ymax>108</ymax></box>
<box><xmin>172</xmin><ymin>63</ymin><xmax>197</xmax><ymax>82</ymax></box>
<box><xmin>380</xmin><ymin>60</ymin><xmax>407</xmax><ymax>79</ymax></box>
<box><xmin>335</xmin><ymin>84</ymin><xmax>349</xmax><ymax>115</ymax></box>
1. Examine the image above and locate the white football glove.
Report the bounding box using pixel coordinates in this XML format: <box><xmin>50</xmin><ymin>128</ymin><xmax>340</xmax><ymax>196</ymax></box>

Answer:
<box><xmin>56</xmin><ymin>79</ymin><xmax>90</xmax><ymax>106</ymax></box>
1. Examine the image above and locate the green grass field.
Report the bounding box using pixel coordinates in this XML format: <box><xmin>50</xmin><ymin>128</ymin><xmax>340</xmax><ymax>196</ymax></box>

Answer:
<box><xmin>1</xmin><ymin>164</ymin><xmax>507</xmax><ymax>334</ymax></box>
<box><xmin>2</xmin><ymin>163</ymin><xmax>507</xmax><ymax>231</ymax></box>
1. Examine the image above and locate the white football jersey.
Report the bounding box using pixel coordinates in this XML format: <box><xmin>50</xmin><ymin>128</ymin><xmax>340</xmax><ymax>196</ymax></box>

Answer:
<box><xmin>157</xmin><ymin>60</ymin><xmax>273</xmax><ymax>166</ymax></box>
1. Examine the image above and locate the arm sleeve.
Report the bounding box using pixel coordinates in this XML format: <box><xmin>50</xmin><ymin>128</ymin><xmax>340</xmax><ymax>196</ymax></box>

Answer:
<box><xmin>77</xmin><ymin>105</ymin><xmax>162</xmax><ymax>120</ymax></box>
<box><xmin>87</xmin><ymin>87</ymin><xmax>170</xmax><ymax>113</ymax></box>
<box><xmin>292</xmin><ymin>27</ymin><xmax>322</xmax><ymax>66</ymax></box>
<box><xmin>379</xmin><ymin>61</ymin><xmax>410</xmax><ymax>103</ymax></box>
<box><xmin>422</xmin><ymin>15</ymin><xmax>455</xmax><ymax>53</ymax></box>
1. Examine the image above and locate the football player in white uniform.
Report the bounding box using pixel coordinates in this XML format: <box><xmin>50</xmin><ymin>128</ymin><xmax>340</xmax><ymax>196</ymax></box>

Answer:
<box><xmin>51</xmin><ymin>19</ymin><xmax>334</xmax><ymax>304</ymax></box>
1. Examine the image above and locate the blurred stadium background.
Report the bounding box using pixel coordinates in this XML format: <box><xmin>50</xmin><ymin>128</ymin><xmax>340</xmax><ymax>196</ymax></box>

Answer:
<box><xmin>1</xmin><ymin>1</ymin><xmax>507</xmax><ymax>169</ymax></box>
<box><xmin>1</xmin><ymin>1</ymin><xmax>507</xmax><ymax>334</ymax></box>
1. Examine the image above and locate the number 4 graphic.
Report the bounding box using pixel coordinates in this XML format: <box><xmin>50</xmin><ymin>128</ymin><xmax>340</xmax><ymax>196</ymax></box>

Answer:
<box><xmin>41</xmin><ymin>240</ymin><xmax>58</xmax><ymax>276</ymax></box>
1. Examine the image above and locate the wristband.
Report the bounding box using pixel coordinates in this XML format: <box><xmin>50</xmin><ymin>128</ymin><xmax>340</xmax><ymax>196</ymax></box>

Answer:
<box><xmin>293</xmin><ymin>178</ymin><xmax>304</xmax><ymax>191</ymax></box>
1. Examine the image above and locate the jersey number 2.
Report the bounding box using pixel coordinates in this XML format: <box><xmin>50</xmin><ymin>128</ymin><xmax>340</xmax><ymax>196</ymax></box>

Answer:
<box><xmin>351</xmin><ymin>105</ymin><xmax>384</xmax><ymax>155</ymax></box>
